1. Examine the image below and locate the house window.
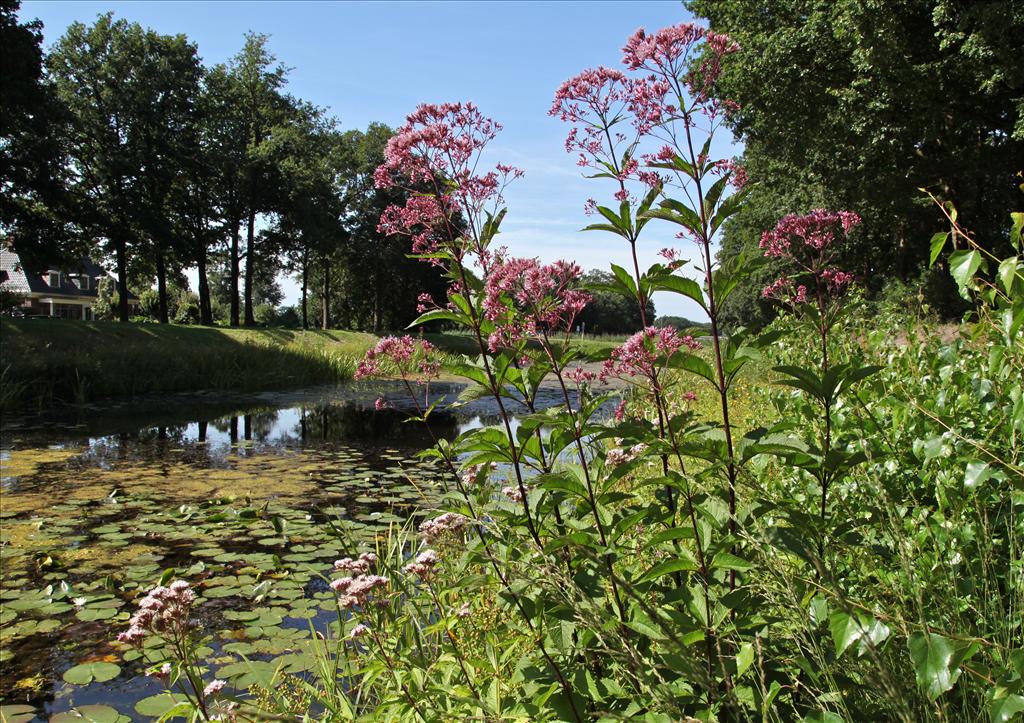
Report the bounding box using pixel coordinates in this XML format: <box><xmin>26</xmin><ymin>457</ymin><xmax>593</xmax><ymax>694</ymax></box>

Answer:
<box><xmin>48</xmin><ymin>272</ymin><xmax>60</xmax><ymax>287</ymax></box>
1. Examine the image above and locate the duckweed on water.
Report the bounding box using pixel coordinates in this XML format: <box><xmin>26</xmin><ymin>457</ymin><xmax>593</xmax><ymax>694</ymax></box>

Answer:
<box><xmin>0</xmin><ymin>418</ymin><xmax>452</xmax><ymax>718</ymax></box>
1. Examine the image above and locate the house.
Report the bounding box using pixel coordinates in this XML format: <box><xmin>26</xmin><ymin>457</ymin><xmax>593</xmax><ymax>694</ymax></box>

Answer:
<box><xmin>0</xmin><ymin>245</ymin><xmax>139</xmax><ymax>319</ymax></box>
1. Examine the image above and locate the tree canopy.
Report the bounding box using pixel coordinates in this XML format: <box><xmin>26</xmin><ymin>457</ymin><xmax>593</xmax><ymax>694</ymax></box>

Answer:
<box><xmin>688</xmin><ymin>0</ymin><xmax>1024</xmax><ymax>327</ymax></box>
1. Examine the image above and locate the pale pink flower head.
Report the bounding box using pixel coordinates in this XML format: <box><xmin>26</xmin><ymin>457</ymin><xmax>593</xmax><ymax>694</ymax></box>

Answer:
<box><xmin>760</xmin><ymin>209</ymin><xmax>861</xmax><ymax>258</ymax></box>
<box><xmin>203</xmin><ymin>679</ymin><xmax>226</xmax><ymax>698</ymax></box>
<box><xmin>601</xmin><ymin>327</ymin><xmax>700</xmax><ymax>382</ymax></box>
<box><xmin>565</xmin><ymin>366</ymin><xmax>597</xmax><ymax>385</ymax></box>
<box><xmin>419</xmin><ymin>512</ymin><xmax>469</xmax><ymax>543</ymax></box>
<box><xmin>118</xmin><ymin>580</ymin><xmax>196</xmax><ymax>647</ymax></box>
<box><xmin>760</xmin><ymin>209</ymin><xmax>861</xmax><ymax>306</ymax></box>
<box><xmin>374</xmin><ymin>102</ymin><xmax>521</xmax><ymax>263</ymax></box>
<box><xmin>483</xmin><ymin>256</ymin><xmax>591</xmax><ymax>351</ymax></box>
<box><xmin>403</xmin><ymin>549</ymin><xmax>440</xmax><ymax>579</ymax></box>
<box><xmin>355</xmin><ymin>336</ymin><xmax>439</xmax><ymax>382</ymax></box>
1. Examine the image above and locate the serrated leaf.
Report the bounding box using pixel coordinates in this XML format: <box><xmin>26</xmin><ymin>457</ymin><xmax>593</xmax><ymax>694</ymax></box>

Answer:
<box><xmin>949</xmin><ymin>250</ymin><xmax>984</xmax><ymax>298</ymax></box>
<box><xmin>908</xmin><ymin>632</ymin><xmax>960</xmax><ymax>701</ymax></box>
<box><xmin>964</xmin><ymin>460</ymin><xmax>992</xmax><ymax>490</ymax></box>
<box><xmin>711</xmin><ymin>553</ymin><xmax>754</xmax><ymax>572</ymax></box>
<box><xmin>929</xmin><ymin>232</ymin><xmax>949</xmax><ymax>267</ymax></box>
<box><xmin>990</xmin><ymin>694</ymin><xmax>1024</xmax><ymax>723</ymax></box>
<box><xmin>736</xmin><ymin>642</ymin><xmax>754</xmax><ymax>678</ymax></box>
<box><xmin>637</xmin><ymin>554</ymin><xmax>699</xmax><ymax>583</ymax></box>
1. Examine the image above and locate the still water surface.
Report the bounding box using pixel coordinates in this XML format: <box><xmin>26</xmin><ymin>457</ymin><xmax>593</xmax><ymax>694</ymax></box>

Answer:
<box><xmin>0</xmin><ymin>380</ymin><xmax>604</xmax><ymax>720</ymax></box>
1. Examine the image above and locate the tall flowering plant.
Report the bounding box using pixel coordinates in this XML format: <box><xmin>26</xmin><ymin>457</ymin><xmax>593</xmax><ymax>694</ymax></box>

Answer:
<box><xmin>758</xmin><ymin>210</ymin><xmax>878</xmax><ymax>565</ymax></box>
<box><xmin>347</xmin><ymin>21</ymin><xmax>877</xmax><ymax>722</ymax></box>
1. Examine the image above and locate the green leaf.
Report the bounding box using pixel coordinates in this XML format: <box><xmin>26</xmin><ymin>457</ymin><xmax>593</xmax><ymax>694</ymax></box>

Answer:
<box><xmin>133</xmin><ymin>694</ymin><xmax>189</xmax><ymax>718</ymax></box>
<box><xmin>998</xmin><ymin>256</ymin><xmax>1021</xmax><ymax>294</ymax></box>
<box><xmin>828</xmin><ymin>611</ymin><xmax>863</xmax><ymax>657</ymax></box>
<box><xmin>50</xmin><ymin>705</ymin><xmax>130</xmax><ymax>723</ymax></box>
<box><xmin>408</xmin><ymin>309</ymin><xmax>463</xmax><ymax>327</ymax></box>
<box><xmin>62</xmin><ymin>662</ymin><xmax>121</xmax><ymax>685</ymax></box>
<box><xmin>711</xmin><ymin>553</ymin><xmax>754</xmax><ymax>572</ymax></box>
<box><xmin>908</xmin><ymin>632</ymin><xmax>960</xmax><ymax>701</ymax></box>
<box><xmin>1011</xmin><ymin>212</ymin><xmax>1023</xmax><ymax>252</ymax></box>
<box><xmin>990</xmin><ymin>694</ymin><xmax>1024</xmax><ymax>723</ymax></box>
<box><xmin>802</xmin><ymin>712</ymin><xmax>843</xmax><ymax>723</ymax></box>
<box><xmin>609</xmin><ymin>263</ymin><xmax>638</xmax><ymax>297</ymax></box>
<box><xmin>736</xmin><ymin>642</ymin><xmax>755</xmax><ymax>678</ymax></box>
<box><xmin>949</xmin><ymin>249</ymin><xmax>984</xmax><ymax>298</ymax></box>
<box><xmin>650</xmin><ymin>274</ymin><xmax>706</xmax><ymax>310</ymax></box>
<box><xmin>0</xmin><ymin>705</ymin><xmax>37</xmax><ymax>723</ymax></box>
<box><xmin>637</xmin><ymin>553</ymin><xmax>699</xmax><ymax>583</ymax></box>
<box><xmin>929</xmin><ymin>232</ymin><xmax>949</xmax><ymax>267</ymax></box>
<box><xmin>964</xmin><ymin>460</ymin><xmax>993</xmax><ymax>490</ymax></box>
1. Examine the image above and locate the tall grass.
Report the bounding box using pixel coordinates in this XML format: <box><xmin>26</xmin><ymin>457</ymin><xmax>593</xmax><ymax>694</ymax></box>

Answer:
<box><xmin>0</xmin><ymin>319</ymin><xmax>368</xmax><ymax>411</ymax></box>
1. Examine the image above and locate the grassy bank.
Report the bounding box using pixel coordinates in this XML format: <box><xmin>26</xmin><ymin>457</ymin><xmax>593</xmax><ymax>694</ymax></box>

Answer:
<box><xmin>0</xmin><ymin>319</ymin><xmax>380</xmax><ymax>411</ymax></box>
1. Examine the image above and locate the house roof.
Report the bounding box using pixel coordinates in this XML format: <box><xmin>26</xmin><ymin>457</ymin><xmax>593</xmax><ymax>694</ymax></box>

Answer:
<box><xmin>0</xmin><ymin>247</ymin><xmax>138</xmax><ymax>300</ymax></box>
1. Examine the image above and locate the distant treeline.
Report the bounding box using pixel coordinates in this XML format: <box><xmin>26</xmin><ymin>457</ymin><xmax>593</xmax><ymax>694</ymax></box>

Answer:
<box><xmin>1</xmin><ymin>1</ymin><xmax>445</xmax><ymax>331</ymax></box>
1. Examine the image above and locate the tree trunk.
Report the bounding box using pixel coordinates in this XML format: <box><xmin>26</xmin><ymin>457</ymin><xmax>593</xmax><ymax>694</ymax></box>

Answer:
<box><xmin>155</xmin><ymin>250</ymin><xmax>169</xmax><ymax>324</ymax></box>
<box><xmin>321</xmin><ymin>255</ymin><xmax>331</xmax><ymax>330</ymax></box>
<box><xmin>244</xmin><ymin>207</ymin><xmax>256</xmax><ymax>326</ymax></box>
<box><xmin>197</xmin><ymin>247</ymin><xmax>213</xmax><ymax>326</ymax></box>
<box><xmin>372</xmin><ymin>279</ymin><xmax>380</xmax><ymax>333</ymax></box>
<box><xmin>230</xmin><ymin>218</ymin><xmax>241</xmax><ymax>327</ymax></box>
<box><xmin>116</xmin><ymin>238</ymin><xmax>130</xmax><ymax>323</ymax></box>
<box><xmin>301</xmin><ymin>249</ymin><xmax>308</xmax><ymax>330</ymax></box>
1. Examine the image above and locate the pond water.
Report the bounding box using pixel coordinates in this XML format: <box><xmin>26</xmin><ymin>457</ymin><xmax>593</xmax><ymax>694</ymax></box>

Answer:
<box><xmin>0</xmin><ymin>380</ymin><xmax>611</xmax><ymax>721</ymax></box>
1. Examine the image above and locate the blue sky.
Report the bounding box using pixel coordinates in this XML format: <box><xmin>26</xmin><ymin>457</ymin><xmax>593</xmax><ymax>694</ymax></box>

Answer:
<box><xmin>20</xmin><ymin>0</ymin><xmax>742</xmax><ymax>320</ymax></box>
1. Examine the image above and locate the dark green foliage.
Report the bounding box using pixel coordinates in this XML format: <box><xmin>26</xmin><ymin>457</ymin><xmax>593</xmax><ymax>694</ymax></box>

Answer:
<box><xmin>0</xmin><ymin>0</ymin><xmax>77</xmax><ymax>270</ymax></box>
<box><xmin>688</xmin><ymin>0</ymin><xmax>1024</xmax><ymax>327</ymax></box>
<box><xmin>577</xmin><ymin>269</ymin><xmax>655</xmax><ymax>334</ymax></box>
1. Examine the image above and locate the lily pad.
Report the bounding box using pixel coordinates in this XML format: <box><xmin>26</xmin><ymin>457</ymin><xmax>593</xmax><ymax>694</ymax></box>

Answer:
<box><xmin>0</xmin><ymin>705</ymin><xmax>37</xmax><ymax>723</ymax></box>
<box><xmin>133</xmin><ymin>694</ymin><xmax>189</xmax><ymax>718</ymax></box>
<box><xmin>63</xmin><ymin>662</ymin><xmax>121</xmax><ymax>685</ymax></box>
<box><xmin>50</xmin><ymin>704</ymin><xmax>131</xmax><ymax>723</ymax></box>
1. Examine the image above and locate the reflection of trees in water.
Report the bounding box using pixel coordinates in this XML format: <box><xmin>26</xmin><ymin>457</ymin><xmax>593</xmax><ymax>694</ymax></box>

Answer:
<box><xmin>291</xmin><ymin>403</ymin><xmax>458</xmax><ymax>448</ymax></box>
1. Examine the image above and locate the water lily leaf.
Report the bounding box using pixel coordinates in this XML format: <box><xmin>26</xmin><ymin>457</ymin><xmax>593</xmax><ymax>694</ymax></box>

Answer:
<box><xmin>0</xmin><ymin>704</ymin><xmax>36</xmax><ymax>722</ymax></box>
<box><xmin>133</xmin><ymin>694</ymin><xmax>188</xmax><ymax>718</ymax></box>
<box><xmin>63</xmin><ymin>662</ymin><xmax>121</xmax><ymax>685</ymax></box>
<box><xmin>76</xmin><ymin>607</ymin><xmax>118</xmax><ymax>622</ymax></box>
<box><xmin>50</xmin><ymin>704</ymin><xmax>130</xmax><ymax>723</ymax></box>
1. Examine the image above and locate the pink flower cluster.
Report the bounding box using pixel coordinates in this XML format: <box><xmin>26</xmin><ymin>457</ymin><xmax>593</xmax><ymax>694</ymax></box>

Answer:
<box><xmin>552</xmin><ymin>22</ymin><xmax>741</xmax><ymax>201</ymax></box>
<box><xmin>403</xmin><ymin>549</ymin><xmax>439</xmax><ymax>579</ymax></box>
<box><xmin>118</xmin><ymin>580</ymin><xmax>195</xmax><ymax>646</ymax></box>
<box><xmin>601</xmin><ymin>327</ymin><xmax>700</xmax><ymax>381</ymax></box>
<box><xmin>760</xmin><ymin>210</ymin><xmax>861</xmax><ymax>303</ymax></box>
<box><xmin>565</xmin><ymin>366</ymin><xmax>597</xmax><ymax>385</ymax></box>
<box><xmin>335</xmin><ymin>552</ymin><xmax>378</xmax><ymax>575</ymax></box>
<box><xmin>623</xmin><ymin>24</ymin><xmax>739</xmax><ymax>101</ymax></box>
<box><xmin>330</xmin><ymin>574</ymin><xmax>390</xmax><ymax>610</ymax></box>
<box><xmin>760</xmin><ymin>210</ymin><xmax>861</xmax><ymax>258</ymax></box>
<box><xmin>374</xmin><ymin>102</ymin><xmax>522</xmax><ymax>260</ymax></box>
<box><xmin>483</xmin><ymin>256</ymin><xmax>591</xmax><ymax>351</ymax></box>
<box><xmin>459</xmin><ymin>462</ymin><xmax>496</xmax><ymax>486</ymax></box>
<box><xmin>502</xmin><ymin>485</ymin><xmax>531</xmax><ymax>503</ymax></box>
<box><xmin>355</xmin><ymin>336</ymin><xmax>439</xmax><ymax>381</ymax></box>
<box><xmin>710</xmin><ymin>158</ymin><xmax>748</xmax><ymax>190</ymax></box>
<box><xmin>606</xmin><ymin>442</ymin><xmax>648</xmax><ymax>466</ymax></box>
<box><xmin>419</xmin><ymin>512</ymin><xmax>469</xmax><ymax>543</ymax></box>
